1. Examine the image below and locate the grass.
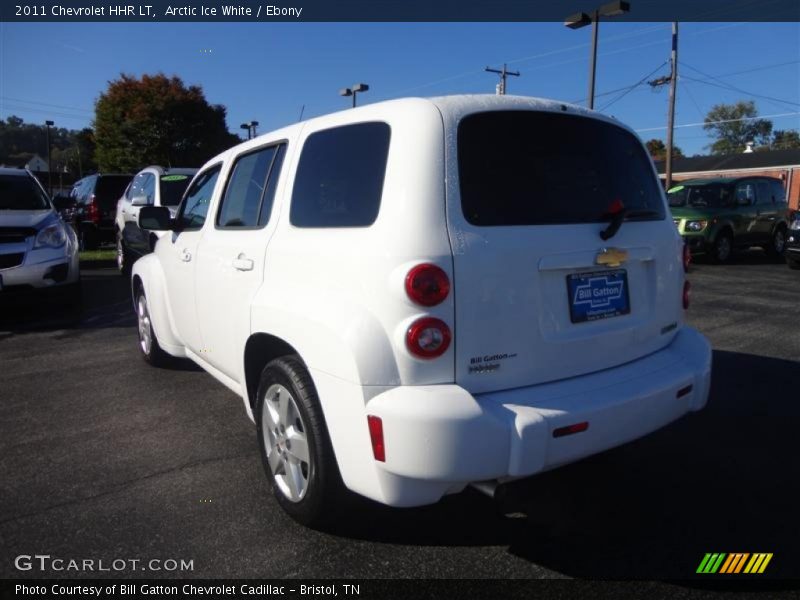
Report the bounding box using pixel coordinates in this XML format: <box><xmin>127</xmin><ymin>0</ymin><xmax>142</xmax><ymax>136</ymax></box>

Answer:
<box><xmin>79</xmin><ymin>249</ymin><xmax>116</xmax><ymax>261</ymax></box>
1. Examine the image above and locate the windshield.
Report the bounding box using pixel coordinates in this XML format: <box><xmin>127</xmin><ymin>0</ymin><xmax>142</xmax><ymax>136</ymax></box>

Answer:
<box><xmin>0</xmin><ymin>174</ymin><xmax>51</xmax><ymax>210</ymax></box>
<box><xmin>458</xmin><ymin>111</ymin><xmax>665</xmax><ymax>226</ymax></box>
<box><xmin>159</xmin><ymin>174</ymin><xmax>194</xmax><ymax>206</ymax></box>
<box><xmin>668</xmin><ymin>183</ymin><xmax>734</xmax><ymax>209</ymax></box>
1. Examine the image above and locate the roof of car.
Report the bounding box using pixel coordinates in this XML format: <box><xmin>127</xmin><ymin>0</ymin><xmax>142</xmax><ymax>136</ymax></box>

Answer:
<box><xmin>0</xmin><ymin>167</ymin><xmax>32</xmax><ymax>177</ymax></box>
<box><xmin>675</xmin><ymin>176</ymin><xmax>779</xmax><ymax>186</ymax></box>
<box><xmin>142</xmin><ymin>166</ymin><xmax>198</xmax><ymax>175</ymax></box>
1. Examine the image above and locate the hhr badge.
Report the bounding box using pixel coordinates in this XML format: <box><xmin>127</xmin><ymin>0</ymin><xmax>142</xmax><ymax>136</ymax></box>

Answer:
<box><xmin>596</xmin><ymin>247</ymin><xmax>628</xmax><ymax>268</ymax></box>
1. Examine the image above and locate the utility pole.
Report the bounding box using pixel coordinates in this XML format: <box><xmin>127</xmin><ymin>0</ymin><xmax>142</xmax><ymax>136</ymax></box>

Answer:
<box><xmin>648</xmin><ymin>21</ymin><xmax>679</xmax><ymax>189</ymax></box>
<box><xmin>485</xmin><ymin>64</ymin><xmax>520</xmax><ymax>95</ymax></box>
<box><xmin>665</xmin><ymin>22</ymin><xmax>678</xmax><ymax>191</ymax></box>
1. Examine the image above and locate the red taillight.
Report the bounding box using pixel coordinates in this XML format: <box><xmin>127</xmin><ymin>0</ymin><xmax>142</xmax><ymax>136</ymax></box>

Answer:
<box><xmin>367</xmin><ymin>415</ymin><xmax>385</xmax><ymax>462</ymax></box>
<box><xmin>406</xmin><ymin>317</ymin><xmax>451</xmax><ymax>359</ymax></box>
<box><xmin>405</xmin><ymin>264</ymin><xmax>450</xmax><ymax>307</ymax></box>
<box><xmin>682</xmin><ymin>242</ymin><xmax>691</xmax><ymax>272</ymax></box>
<box><xmin>553</xmin><ymin>422</ymin><xmax>589</xmax><ymax>438</ymax></box>
<box><xmin>87</xmin><ymin>194</ymin><xmax>100</xmax><ymax>224</ymax></box>
<box><xmin>683</xmin><ymin>280</ymin><xmax>691</xmax><ymax>310</ymax></box>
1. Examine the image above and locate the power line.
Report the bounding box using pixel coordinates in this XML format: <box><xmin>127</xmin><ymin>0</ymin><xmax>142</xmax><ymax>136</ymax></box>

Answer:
<box><xmin>599</xmin><ymin>61</ymin><xmax>669</xmax><ymax>112</ymax></box>
<box><xmin>636</xmin><ymin>111</ymin><xmax>800</xmax><ymax>133</ymax></box>
<box><xmin>0</xmin><ymin>96</ymin><xmax>94</xmax><ymax>115</ymax></box>
<box><xmin>680</xmin><ymin>62</ymin><xmax>800</xmax><ymax>109</ymax></box>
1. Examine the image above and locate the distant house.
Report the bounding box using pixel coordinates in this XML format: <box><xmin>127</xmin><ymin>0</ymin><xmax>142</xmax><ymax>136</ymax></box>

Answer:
<box><xmin>654</xmin><ymin>149</ymin><xmax>800</xmax><ymax>210</ymax></box>
<box><xmin>0</xmin><ymin>153</ymin><xmax>47</xmax><ymax>172</ymax></box>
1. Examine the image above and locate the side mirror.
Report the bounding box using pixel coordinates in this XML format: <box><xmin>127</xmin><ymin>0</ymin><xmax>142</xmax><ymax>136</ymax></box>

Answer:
<box><xmin>138</xmin><ymin>206</ymin><xmax>172</xmax><ymax>231</ymax></box>
<box><xmin>131</xmin><ymin>195</ymin><xmax>151</xmax><ymax>207</ymax></box>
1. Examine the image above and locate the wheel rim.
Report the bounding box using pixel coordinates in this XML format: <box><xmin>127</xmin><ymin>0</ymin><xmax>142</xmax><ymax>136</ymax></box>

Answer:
<box><xmin>117</xmin><ymin>237</ymin><xmax>125</xmax><ymax>271</ymax></box>
<box><xmin>717</xmin><ymin>237</ymin><xmax>731</xmax><ymax>261</ymax></box>
<box><xmin>774</xmin><ymin>230</ymin><xmax>785</xmax><ymax>253</ymax></box>
<box><xmin>137</xmin><ymin>295</ymin><xmax>152</xmax><ymax>356</ymax></box>
<box><xmin>261</xmin><ymin>383</ymin><xmax>311</xmax><ymax>503</ymax></box>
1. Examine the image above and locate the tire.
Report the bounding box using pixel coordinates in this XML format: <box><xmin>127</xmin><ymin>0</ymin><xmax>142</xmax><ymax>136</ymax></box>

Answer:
<box><xmin>117</xmin><ymin>233</ymin><xmax>131</xmax><ymax>276</ymax></box>
<box><xmin>711</xmin><ymin>232</ymin><xmax>733</xmax><ymax>264</ymax></box>
<box><xmin>135</xmin><ymin>288</ymin><xmax>172</xmax><ymax>367</ymax></box>
<box><xmin>766</xmin><ymin>226</ymin><xmax>787</xmax><ymax>261</ymax></box>
<box><xmin>255</xmin><ymin>356</ymin><xmax>346</xmax><ymax>527</ymax></box>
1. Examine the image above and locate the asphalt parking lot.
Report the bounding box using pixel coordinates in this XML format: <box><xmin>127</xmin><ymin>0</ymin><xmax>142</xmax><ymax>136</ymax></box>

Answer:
<box><xmin>1</xmin><ymin>251</ymin><xmax>798</xmax><ymax>585</ymax></box>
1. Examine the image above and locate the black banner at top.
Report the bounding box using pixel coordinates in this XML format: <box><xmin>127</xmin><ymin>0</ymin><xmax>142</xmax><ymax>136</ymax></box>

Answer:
<box><xmin>2</xmin><ymin>0</ymin><xmax>800</xmax><ymax>22</ymax></box>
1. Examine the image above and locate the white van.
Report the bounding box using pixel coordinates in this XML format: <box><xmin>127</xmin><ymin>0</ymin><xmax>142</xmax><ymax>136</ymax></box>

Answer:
<box><xmin>132</xmin><ymin>95</ymin><xmax>712</xmax><ymax>526</ymax></box>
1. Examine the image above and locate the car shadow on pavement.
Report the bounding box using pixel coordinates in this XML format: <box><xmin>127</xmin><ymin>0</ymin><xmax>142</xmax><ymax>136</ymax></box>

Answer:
<box><xmin>0</xmin><ymin>261</ymin><xmax>134</xmax><ymax>334</ymax></box>
<box><xmin>328</xmin><ymin>350</ymin><xmax>799</xmax><ymax>581</ymax></box>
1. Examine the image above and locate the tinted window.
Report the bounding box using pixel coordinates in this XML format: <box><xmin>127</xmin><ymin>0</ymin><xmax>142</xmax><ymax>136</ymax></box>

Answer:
<box><xmin>458</xmin><ymin>111</ymin><xmax>665</xmax><ymax>226</ymax></box>
<box><xmin>176</xmin><ymin>166</ymin><xmax>221</xmax><ymax>230</ymax></box>
<box><xmin>95</xmin><ymin>175</ymin><xmax>132</xmax><ymax>208</ymax></box>
<box><xmin>217</xmin><ymin>144</ymin><xmax>284</xmax><ymax>228</ymax></box>
<box><xmin>756</xmin><ymin>181</ymin><xmax>772</xmax><ymax>205</ymax></box>
<box><xmin>770</xmin><ymin>180</ymin><xmax>787</xmax><ymax>204</ymax></box>
<box><xmin>159</xmin><ymin>174</ymin><xmax>194</xmax><ymax>206</ymax></box>
<box><xmin>735</xmin><ymin>182</ymin><xmax>756</xmax><ymax>205</ymax></box>
<box><xmin>129</xmin><ymin>173</ymin><xmax>149</xmax><ymax>202</ymax></box>
<box><xmin>291</xmin><ymin>122</ymin><xmax>390</xmax><ymax>228</ymax></box>
<box><xmin>0</xmin><ymin>174</ymin><xmax>50</xmax><ymax>210</ymax></box>
<box><xmin>668</xmin><ymin>183</ymin><xmax>734</xmax><ymax>208</ymax></box>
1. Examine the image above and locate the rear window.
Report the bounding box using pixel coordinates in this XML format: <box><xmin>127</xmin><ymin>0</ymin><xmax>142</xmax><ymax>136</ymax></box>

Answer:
<box><xmin>0</xmin><ymin>174</ymin><xmax>50</xmax><ymax>210</ymax></box>
<box><xmin>458</xmin><ymin>111</ymin><xmax>665</xmax><ymax>226</ymax></box>
<box><xmin>668</xmin><ymin>183</ymin><xmax>734</xmax><ymax>209</ymax></box>
<box><xmin>160</xmin><ymin>174</ymin><xmax>194</xmax><ymax>206</ymax></box>
<box><xmin>291</xmin><ymin>122</ymin><xmax>391</xmax><ymax>228</ymax></box>
<box><xmin>95</xmin><ymin>176</ymin><xmax>132</xmax><ymax>207</ymax></box>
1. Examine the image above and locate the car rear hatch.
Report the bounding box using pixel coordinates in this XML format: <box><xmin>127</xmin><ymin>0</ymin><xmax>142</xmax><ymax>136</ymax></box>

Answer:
<box><xmin>443</xmin><ymin>105</ymin><xmax>684</xmax><ymax>394</ymax></box>
<box><xmin>94</xmin><ymin>175</ymin><xmax>132</xmax><ymax>227</ymax></box>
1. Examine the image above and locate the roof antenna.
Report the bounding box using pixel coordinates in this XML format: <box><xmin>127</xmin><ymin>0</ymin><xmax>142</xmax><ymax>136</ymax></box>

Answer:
<box><xmin>298</xmin><ymin>105</ymin><xmax>305</xmax><ymax>122</ymax></box>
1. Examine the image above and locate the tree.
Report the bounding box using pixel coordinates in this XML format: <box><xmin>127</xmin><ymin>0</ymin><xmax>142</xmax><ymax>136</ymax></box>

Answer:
<box><xmin>93</xmin><ymin>73</ymin><xmax>240</xmax><ymax>172</ymax></box>
<box><xmin>645</xmin><ymin>138</ymin><xmax>684</xmax><ymax>161</ymax></box>
<box><xmin>703</xmin><ymin>101</ymin><xmax>772</xmax><ymax>155</ymax></box>
<box><xmin>771</xmin><ymin>129</ymin><xmax>800</xmax><ymax>150</ymax></box>
<box><xmin>0</xmin><ymin>116</ymin><xmax>94</xmax><ymax>176</ymax></box>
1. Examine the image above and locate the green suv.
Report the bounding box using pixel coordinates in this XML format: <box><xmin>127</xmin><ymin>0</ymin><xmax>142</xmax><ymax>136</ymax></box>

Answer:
<box><xmin>668</xmin><ymin>176</ymin><xmax>790</xmax><ymax>263</ymax></box>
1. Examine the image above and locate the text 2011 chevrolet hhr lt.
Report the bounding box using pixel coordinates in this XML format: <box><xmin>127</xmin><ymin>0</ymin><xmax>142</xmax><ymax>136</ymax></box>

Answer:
<box><xmin>131</xmin><ymin>95</ymin><xmax>712</xmax><ymax>526</ymax></box>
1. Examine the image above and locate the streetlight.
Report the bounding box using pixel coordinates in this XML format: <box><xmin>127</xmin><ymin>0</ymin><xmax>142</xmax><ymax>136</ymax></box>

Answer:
<box><xmin>45</xmin><ymin>120</ymin><xmax>54</xmax><ymax>196</ymax></box>
<box><xmin>564</xmin><ymin>1</ymin><xmax>630</xmax><ymax>110</ymax></box>
<box><xmin>340</xmin><ymin>83</ymin><xmax>369</xmax><ymax>108</ymax></box>
<box><xmin>240</xmin><ymin>121</ymin><xmax>259</xmax><ymax>139</ymax></box>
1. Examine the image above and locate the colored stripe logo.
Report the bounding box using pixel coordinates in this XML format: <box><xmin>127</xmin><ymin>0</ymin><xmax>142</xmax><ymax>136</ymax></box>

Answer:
<box><xmin>697</xmin><ymin>553</ymin><xmax>773</xmax><ymax>574</ymax></box>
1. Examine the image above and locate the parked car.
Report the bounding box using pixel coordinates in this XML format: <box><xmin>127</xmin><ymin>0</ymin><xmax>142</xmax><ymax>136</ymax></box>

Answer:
<box><xmin>51</xmin><ymin>192</ymin><xmax>76</xmax><ymax>222</ymax></box>
<box><xmin>0</xmin><ymin>168</ymin><xmax>80</xmax><ymax>303</ymax></box>
<box><xmin>786</xmin><ymin>211</ymin><xmax>800</xmax><ymax>269</ymax></box>
<box><xmin>131</xmin><ymin>95</ymin><xmax>712</xmax><ymax>526</ymax></box>
<box><xmin>115</xmin><ymin>166</ymin><xmax>198</xmax><ymax>274</ymax></box>
<box><xmin>69</xmin><ymin>173</ymin><xmax>133</xmax><ymax>250</ymax></box>
<box><xmin>668</xmin><ymin>176</ymin><xmax>790</xmax><ymax>263</ymax></box>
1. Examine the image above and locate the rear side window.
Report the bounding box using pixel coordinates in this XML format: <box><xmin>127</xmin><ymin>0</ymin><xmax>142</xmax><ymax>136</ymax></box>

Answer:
<box><xmin>770</xmin><ymin>180</ymin><xmax>786</xmax><ymax>205</ymax></box>
<box><xmin>291</xmin><ymin>122</ymin><xmax>391</xmax><ymax>228</ymax></box>
<box><xmin>217</xmin><ymin>144</ymin><xmax>285</xmax><ymax>228</ymax></box>
<box><xmin>756</xmin><ymin>181</ymin><xmax>772</xmax><ymax>205</ymax></box>
<box><xmin>458</xmin><ymin>111</ymin><xmax>665</xmax><ymax>226</ymax></box>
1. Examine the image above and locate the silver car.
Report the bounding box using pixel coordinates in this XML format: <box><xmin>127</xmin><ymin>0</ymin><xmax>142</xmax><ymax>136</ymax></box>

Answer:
<box><xmin>0</xmin><ymin>168</ymin><xmax>80</xmax><ymax>303</ymax></box>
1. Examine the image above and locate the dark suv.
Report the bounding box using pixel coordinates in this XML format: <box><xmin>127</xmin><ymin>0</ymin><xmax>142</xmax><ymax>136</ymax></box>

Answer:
<box><xmin>668</xmin><ymin>176</ymin><xmax>791</xmax><ymax>263</ymax></box>
<box><xmin>70</xmin><ymin>174</ymin><xmax>133</xmax><ymax>250</ymax></box>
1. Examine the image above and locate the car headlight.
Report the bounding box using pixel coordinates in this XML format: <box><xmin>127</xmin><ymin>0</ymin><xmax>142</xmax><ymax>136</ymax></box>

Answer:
<box><xmin>34</xmin><ymin>221</ymin><xmax>67</xmax><ymax>248</ymax></box>
<box><xmin>685</xmin><ymin>220</ymin><xmax>708</xmax><ymax>232</ymax></box>
<box><xmin>790</xmin><ymin>219</ymin><xmax>800</xmax><ymax>231</ymax></box>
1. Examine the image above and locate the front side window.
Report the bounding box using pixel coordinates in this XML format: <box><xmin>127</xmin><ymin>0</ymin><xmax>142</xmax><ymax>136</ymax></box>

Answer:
<box><xmin>770</xmin><ymin>180</ymin><xmax>787</xmax><ymax>205</ymax></box>
<box><xmin>176</xmin><ymin>165</ymin><xmax>221</xmax><ymax>230</ymax></box>
<box><xmin>735</xmin><ymin>182</ymin><xmax>756</xmax><ymax>205</ymax></box>
<box><xmin>756</xmin><ymin>181</ymin><xmax>773</xmax><ymax>205</ymax></box>
<box><xmin>291</xmin><ymin>122</ymin><xmax>391</xmax><ymax>228</ymax></box>
<box><xmin>217</xmin><ymin>144</ymin><xmax>284</xmax><ymax>228</ymax></box>
<box><xmin>458</xmin><ymin>111</ymin><xmax>665</xmax><ymax>226</ymax></box>
<box><xmin>0</xmin><ymin>175</ymin><xmax>50</xmax><ymax>210</ymax></box>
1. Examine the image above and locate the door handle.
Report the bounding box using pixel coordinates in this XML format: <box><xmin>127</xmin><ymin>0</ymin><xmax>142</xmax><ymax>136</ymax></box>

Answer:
<box><xmin>180</xmin><ymin>249</ymin><xmax>192</xmax><ymax>262</ymax></box>
<box><xmin>232</xmin><ymin>254</ymin><xmax>254</xmax><ymax>271</ymax></box>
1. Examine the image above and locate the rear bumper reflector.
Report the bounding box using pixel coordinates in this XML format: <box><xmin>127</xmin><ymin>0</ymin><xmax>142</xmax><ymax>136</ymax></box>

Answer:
<box><xmin>367</xmin><ymin>415</ymin><xmax>385</xmax><ymax>462</ymax></box>
<box><xmin>552</xmin><ymin>421</ymin><xmax>589</xmax><ymax>438</ymax></box>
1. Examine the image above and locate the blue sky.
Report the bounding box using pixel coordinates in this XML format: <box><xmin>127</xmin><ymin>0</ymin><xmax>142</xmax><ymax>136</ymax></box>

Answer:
<box><xmin>1</xmin><ymin>21</ymin><xmax>798</xmax><ymax>156</ymax></box>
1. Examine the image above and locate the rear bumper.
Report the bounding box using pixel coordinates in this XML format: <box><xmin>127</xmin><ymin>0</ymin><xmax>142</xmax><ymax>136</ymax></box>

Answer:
<box><xmin>364</xmin><ymin>327</ymin><xmax>711</xmax><ymax>506</ymax></box>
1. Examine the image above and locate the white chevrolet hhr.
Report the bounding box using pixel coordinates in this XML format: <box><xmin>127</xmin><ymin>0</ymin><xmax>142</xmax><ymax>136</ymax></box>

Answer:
<box><xmin>132</xmin><ymin>95</ymin><xmax>712</xmax><ymax>526</ymax></box>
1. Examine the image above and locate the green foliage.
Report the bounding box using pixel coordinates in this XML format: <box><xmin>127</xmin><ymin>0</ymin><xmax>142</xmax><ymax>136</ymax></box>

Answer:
<box><xmin>94</xmin><ymin>73</ymin><xmax>240</xmax><ymax>172</ymax></box>
<box><xmin>703</xmin><ymin>101</ymin><xmax>773</xmax><ymax>155</ymax></box>
<box><xmin>645</xmin><ymin>138</ymin><xmax>683</xmax><ymax>161</ymax></box>
<box><xmin>770</xmin><ymin>129</ymin><xmax>800</xmax><ymax>150</ymax></box>
<box><xmin>0</xmin><ymin>116</ymin><xmax>96</xmax><ymax>176</ymax></box>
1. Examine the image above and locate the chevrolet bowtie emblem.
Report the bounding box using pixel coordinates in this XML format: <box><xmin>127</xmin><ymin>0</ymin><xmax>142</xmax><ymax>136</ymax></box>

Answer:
<box><xmin>596</xmin><ymin>247</ymin><xmax>628</xmax><ymax>267</ymax></box>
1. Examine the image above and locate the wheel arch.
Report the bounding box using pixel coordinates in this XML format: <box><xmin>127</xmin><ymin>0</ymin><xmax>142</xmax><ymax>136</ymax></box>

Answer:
<box><xmin>244</xmin><ymin>333</ymin><xmax>300</xmax><ymax>411</ymax></box>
